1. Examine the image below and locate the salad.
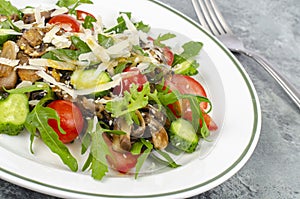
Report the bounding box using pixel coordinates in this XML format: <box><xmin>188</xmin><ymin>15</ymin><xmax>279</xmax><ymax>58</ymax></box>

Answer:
<box><xmin>0</xmin><ymin>0</ymin><xmax>217</xmax><ymax>180</ymax></box>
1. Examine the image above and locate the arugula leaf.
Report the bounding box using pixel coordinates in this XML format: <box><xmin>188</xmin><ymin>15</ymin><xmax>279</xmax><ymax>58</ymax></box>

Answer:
<box><xmin>132</xmin><ymin>45</ymin><xmax>149</xmax><ymax>56</ymax></box>
<box><xmin>6</xmin><ymin>82</ymin><xmax>49</xmax><ymax>94</ymax></box>
<box><xmin>56</xmin><ymin>0</ymin><xmax>92</xmax><ymax>8</ymax></box>
<box><xmin>71</xmin><ymin>36</ymin><xmax>91</xmax><ymax>53</ymax></box>
<box><xmin>42</xmin><ymin>36</ymin><xmax>91</xmax><ymax>61</ymax></box>
<box><xmin>114</xmin><ymin>61</ymin><xmax>129</xmax><ymax>74</ymax></box>
<box><xmin>26</xmin><ymin>105</ymin><xmax>78</xmax><ymax>172</ymax></box>
<box><xmin>82</xmin><ymin>118</ymin><xmax>111</xmax><ymax>180</ymax></box>
<box><xmin>156</xmin><ymin>85</ymin><xmax>211</xmax><ymax>134</ymax></box>
<box><xmin>153</xmin><ymin>33</ymin><xmax>176</xmax><ymax>48</ymax></box>
<box><xmin>151</xmin><ymin>150</ymin><xmax>181</xmax><ymax>168</ymax></box>
<box><xmin>43</xmin><ymin>36</ymin><xmax>92</xmax><ymax>61</ymax></box>
<box><xmin>101</xmin><ymin>128</ymin><xmax>127</xmax><ymax>135</ymax></box>
<box><xmin>134</xmin><ymin>21</ymin><xmax>150</xmax><ymax>33</ymax></box>
<box><xmin>104</xmin><ymin>12</ymin><xmax>150</xmax><ymax>34</ymax></box>
<box><xmin>0</xmin><ymin>0</ymin><xmax>22</xmax><ymax>18</ymax></box>
<box><xmin>25</xmin><ymin>91</ymin><xmax>78</xmax><ymax>171</ymax></box>
<box><xmin>82</xmin><ymin>153</ymin><xmax>92</xmax><ymax>171</ymax></box>
<box><xmin>134</xmin><ymin>139</ymin><xmax>153</xmax><ymax>179</ymax></box>
<box><xmin>130</xmin><ymin>141</ymin><xmax>144</xmax><ymax>155</ymax></box>
<box><xmin>180</xmin><ymin>41</ymin><xmax>203</xmax><ymax>59</ymax></box>
<box><xmin>81</xmin><ymin>119</ymin><xmax>92</xmax><ymax>155</ymax></box>
<box><xmin>41</xmin><ymin>51</ymin><xmax>61</xmax><ymax>61</ymax></box>
<box><xmin>42</xmin><ymin>49</ymin><xmax>79</xmax><ymax>61</ymax></box>
<box><xmin>56</xmin><ymin>0</ymin><xmax>93</xmax><ymax>16</ymax></box>
<box><xmin>171</xmin><ymin>41</ymin><xmax>203</xmax><ymax>76</ymax></box>
<box><xmin>82</xmin><ymin>15</ymin><xmax>96</xmax><ymax>29</ymax></box>
<box><xmin>104</xmin><ymin>14</ymin><xmax>127</xmax><ymax>34</ymax></box>
<box><xmin>98</xmin><ymin>34</ymin><xmax>114</xmax><ymax>49</ymax></box>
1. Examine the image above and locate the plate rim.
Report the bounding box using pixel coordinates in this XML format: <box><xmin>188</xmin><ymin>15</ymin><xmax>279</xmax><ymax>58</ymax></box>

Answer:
<box><xmin>0</xmin><ymin>0</ymin><xmax>261</xmax><ymax>198</ymax></box>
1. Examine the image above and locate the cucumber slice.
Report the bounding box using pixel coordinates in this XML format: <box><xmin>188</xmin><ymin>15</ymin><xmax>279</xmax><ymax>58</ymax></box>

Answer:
<box><xmin>168</xmin><ymin>118</ymin><xmax>199</xmax><ymax>153</ymax></box>
<box><xmin>71</xmin><ymin>69</ymin><xmax>111</xmax><ymax>90</ymax></box>
<box><xmin>0</xmin><ymin>94</ymin><xmax>29</xmax><ymax>135</ymax></box>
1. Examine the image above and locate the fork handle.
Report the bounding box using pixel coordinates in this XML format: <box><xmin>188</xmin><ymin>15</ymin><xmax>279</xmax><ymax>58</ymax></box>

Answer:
<box><xmin>240</xmin><ymin>50</ymin><xmax>300</xmax><ymax>109</ymax></box>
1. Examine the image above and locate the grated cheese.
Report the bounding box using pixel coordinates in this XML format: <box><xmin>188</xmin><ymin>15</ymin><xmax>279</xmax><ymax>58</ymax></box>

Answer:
<box><xmin>36</xmin><ymin>70</ymin><xmax>77</xmax><ymax>98</ymax></box>
<box><xmin>0</xmin><ymin>58</ymin><xmax>19</xmax><ymax>67</ymax></box>
<box><xmin>86</xmin><ymin>36</ymin><xmax>110</xmax><ymax>63</ymax></box>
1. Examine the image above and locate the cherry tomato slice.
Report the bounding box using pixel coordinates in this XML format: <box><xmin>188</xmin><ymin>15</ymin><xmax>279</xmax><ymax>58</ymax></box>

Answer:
<box><xmin>76</xmin><ymin>10</ymin><xmax>96</xmax><ymax>21</ymax></box>
<box><xmin>163</xmin><ymin>46</ymin><xmax>174</xmax><ymax>66</ymax></box>
<box><xmin>165</xmin><ymin>74</ymin><xmax>208</xmax><ymax>110</ymax></box>
<box><xmin>165</xmin><ymin>74</ymin><xmax>217</xmax><ymax>131</ymax></box>
<box><xmin>103</xmin><ymin>134</ymin><xmax>139</xmax><ymax>173</ymax></box>
<box><xmin>113</xmin><ymin>67</ymin><xmax>148</xmax><ymax>95</ymax></box>
<box><xmin>48</xmin><ymin>14</ymin><xmax>80</xmax><ymax>32</ymax></box>
<box><xmin>47</xmin><ymin>100</ymin><xmax>84</xmax><ymax>143</ymax></box>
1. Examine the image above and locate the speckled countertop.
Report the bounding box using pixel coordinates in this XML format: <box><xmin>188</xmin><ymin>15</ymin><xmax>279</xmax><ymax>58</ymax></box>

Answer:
<box><xmin>1</xmin><ymin>0</ymin><xmax>299</xmax><ymax>198</ymax></box>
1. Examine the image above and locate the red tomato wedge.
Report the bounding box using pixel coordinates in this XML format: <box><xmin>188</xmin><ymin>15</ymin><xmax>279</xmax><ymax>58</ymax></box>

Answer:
<box><xmin>163</xmin><ymin>46</ymin><xmax>174</xmax><ymax>66</ymax></box>
<box><xmin>48</xmin><ymin>14</ymin><xmax>80</xmax><ymax>32</ymax></box>
<box><xmin>76</xmin><ymin>10</ymin><xmax>96</xmax><ymax>21</ymax></box>
<box><xmin>113</xmin><ymin>67</ymin><xmax>148</xmax><ymax>95</ymax></box>
<box><xmin>47</xmin><ymin>100</ymin><xmax>84</xmax><ymax>143</ymax></box>
<box><xmin>165</xmin><ymin>74</ymin><xmax>218</xmax><ymax>131</ymax></box>
<box><xmin>165</xmin><ymin>74</ymin><xmax>208</xmax><ymax>110</ymax></box>
<box><xmin>103</xmin><ymin>134</ymin><xmax>139</xmax><ymax>173</ymax></box>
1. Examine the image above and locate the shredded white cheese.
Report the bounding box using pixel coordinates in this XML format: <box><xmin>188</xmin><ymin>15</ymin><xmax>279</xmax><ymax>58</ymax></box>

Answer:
<box><xmin>0</xmin><ymin>58</ymin><xmax>19</xmax><ymax>67</ymax></box>
<box><xmin>0</xmin><ymin>29</ymin><xmax>22</xmax><ymax>36</ymax></box>
<box><xmin>13</xmin><ymin>20</ymin><xmax>33</xmax><ymax>30</ymax></box>
<box><xmin>16</xmin><ymin>81</ymin><xmax>32</xmax><ymax>89</ymax></box>
<box><xmin>36</xmin><ymin>70</ymin><xmax>77</xmax><ymax>98</ymax></box>
<box><xmin>106</xmin><ymin>40</ymin><xmax>131</xmax><ymax>58</ymax></box>
<box><xmin>51</xmin><ymin>35</ymin><xmax>72</xmax><ymax>49</ymax></box>
<box><xmin>29</xmin><ymin>58</ymin><xmax>77</xmax><ymax>70</ymax></box>
<box><xmin>73</xmin><ymin>74</ymin><xmax>122</xmax><ymax>96</ymax></box>
<box><xmin>86</xmin><ymin>36</ymin><xmax>110</xmax><ymax>63</ymax></box>
<box><xmin>34</xmin><ymin>6</ymin><xmax>45</xmax><ymax>28</ymax></box>
<box><xmin>51</xmin><ymin>7</ymin><xmax>68</xmax><ymax>17</ymax></box>
<box><xmin>43</xmin><ymin>25</ymin><xmax>60</xmax><ymax>43</ymax></box>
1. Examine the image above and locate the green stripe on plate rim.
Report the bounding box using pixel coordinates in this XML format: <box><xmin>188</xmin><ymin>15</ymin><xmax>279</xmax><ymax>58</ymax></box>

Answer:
<box><xmin>0</xmin><ymin>0</ymin><xmax>260</xmax><ymax>198</ymax></box>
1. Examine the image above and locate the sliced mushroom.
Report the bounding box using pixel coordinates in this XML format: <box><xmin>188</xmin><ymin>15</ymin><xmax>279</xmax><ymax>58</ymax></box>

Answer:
<box><xmin>112</xmin><ymin>117</ymin><xmax>132</xmax><ymax>152</ymax></box>
<box><xmin>23</xmin><ymin>9</ymin><xmax>55</xmax><ymax>24</ymax></box>
<box><xmin>142</xmin><ymin>105</ymin><xmax>168</xmax><ymax>149</ymax></box>
<box><xmin>17</xmin><ymin>27</ymin><xmax>49</xmax><ymax>57</ymax></box>
<box><xmin>131</xmin><ymin>110</ymin><xmax>146</xmax><ymax>138</ymax></box>
<box><xmin>148</xmin><ymin>118</ymin><xmax>169</xmax><ymax>150</ymax></box>
<box><xmin>80</xmin><ymin>97</ymin><xmax>105</xmax><ymax>118</ymax></box>
<box><xmin>0</xmin><ymin>41</ymin><xmax>18</xmax><ymax>90</ymax></box>
<box><xmin>0</xmin><ymin>72</ymin><xmax>17</xmax><ymax>90</ymax></box>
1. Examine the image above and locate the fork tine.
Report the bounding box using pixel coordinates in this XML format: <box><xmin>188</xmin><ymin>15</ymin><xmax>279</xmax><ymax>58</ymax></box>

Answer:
<box><xmin>202</xmin><ymin>0</ymin><xmax>226</xmax><ymax>35</ymax></box>
<box><xmin>191</xmin><ymin>0</ymin><xmax>211</xmax><ymax>32</ymax></box>
<box><xmin>207</xmin><ymin>0</ymin><xmax>233</xmax><ymax>34</ymax></box>
<box><xmin>192</xmin><ymin>0</ymin><xmax>218</xmax><ymax>35</ymax></box>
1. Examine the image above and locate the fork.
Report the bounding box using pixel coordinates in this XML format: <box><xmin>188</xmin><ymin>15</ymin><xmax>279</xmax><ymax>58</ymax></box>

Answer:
<box><xmin>192</xmin><ymin>0</ymin><xmax>300</xmax><ymax>109</ymax></box>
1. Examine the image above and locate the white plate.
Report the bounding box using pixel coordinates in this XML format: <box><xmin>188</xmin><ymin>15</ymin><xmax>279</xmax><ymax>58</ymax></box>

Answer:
<box><xmin>0</xmin><ymin>0</ymin><xmax>261</xmax><ymax>198</ymax></box>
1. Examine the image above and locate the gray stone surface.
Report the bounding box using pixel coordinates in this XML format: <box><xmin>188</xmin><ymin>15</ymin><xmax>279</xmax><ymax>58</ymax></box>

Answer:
<box><xmin>1</xmin><ymin>0</ymin><xmax>300</xmax><ymax>198</ymax></box>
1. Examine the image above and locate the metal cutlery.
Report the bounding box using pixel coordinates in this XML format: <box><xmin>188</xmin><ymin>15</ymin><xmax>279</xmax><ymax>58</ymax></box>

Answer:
<box><xmin>192</xmin><ymin>0</ymin><xmax>300</xmax><ymax>109</ymax></box>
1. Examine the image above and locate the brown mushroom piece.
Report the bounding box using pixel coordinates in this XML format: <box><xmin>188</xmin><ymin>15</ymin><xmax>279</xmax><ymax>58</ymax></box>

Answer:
<box><xmin>23</xmin><ymin>9</ymin><xmax>55</xmax><ymax>24</ymax></box>
<box><xmin>112</xmin><ymin>117</ymin><xmax>132</xmax><ymax>152</ymax></box>
<box><xmin>148</xmin><ymin>117</ymin><xmax>169</xmax><ymax>150</ymax></box>
<box><xmin>17</xmin><ymin>27</ymin><xmax>48</xmax><ymax>57</ymax></box>
<box><xmin>0</xmin><ymin>41</ymin><xmax>18</xmax><ymax>90</ymax></box>
<box><xmin>16</xmin><ymin>51</ymin><xmax>42</xmax><ymax>83</ymax></box>
<box><xmin>143</xmin><ymin>105</ymin><xmax>169</xmax><ymax>150</ymax></box>
<box><xmin>131</xmin><ymin>110</ymin><xmax>146</xmax><ymax>138</ymax></box>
